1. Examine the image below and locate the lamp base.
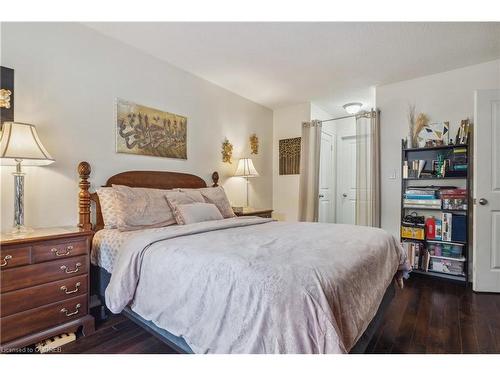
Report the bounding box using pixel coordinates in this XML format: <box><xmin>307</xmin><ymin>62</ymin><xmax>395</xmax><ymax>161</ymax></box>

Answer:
<box><xmin>11</xmin><ymin>225</ymin><xmax>33</xmax><ymax>236</ymax></box>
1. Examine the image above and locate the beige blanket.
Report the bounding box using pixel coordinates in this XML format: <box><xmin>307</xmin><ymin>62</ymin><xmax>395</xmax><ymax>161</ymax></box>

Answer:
<box><xmin>105</xmin><ymin>218</ymin><xmax>405</xmax><ymax>353</ymax></box>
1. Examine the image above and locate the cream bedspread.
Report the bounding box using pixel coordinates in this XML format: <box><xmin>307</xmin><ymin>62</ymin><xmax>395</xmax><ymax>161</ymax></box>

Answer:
<box><xmin>105</xmin><ymin>217</ymin><xmax>406</xmax><ymax>353</ymax></box>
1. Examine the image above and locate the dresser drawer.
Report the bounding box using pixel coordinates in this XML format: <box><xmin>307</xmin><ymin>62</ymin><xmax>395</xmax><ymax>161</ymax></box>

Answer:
<box><xmin>32</xmin><ymin>238</ymin><xmax>88</xmax><ymax>263</ymax></box>
<box><xmin>0</xmin><ymin>294</ymin><xmax>87</xmax><ymax>344</ymax></box>
<box><xmin>0</xmin><ymin>274</ymin><xmax>88</xmax><ymax>317</ymax></box>
<box><xmin>0</xmin><ymin>255</ymin><xmax>88</xmax><ymax>293</ymax></box>
<box><xmin>0</xmin><ymin>246</ymin><xmax>31</xmax><ymax>269</ymax></box>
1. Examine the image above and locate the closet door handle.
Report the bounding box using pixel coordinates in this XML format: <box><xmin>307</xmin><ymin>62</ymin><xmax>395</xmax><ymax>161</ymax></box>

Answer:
<box><xmin>478</xmin><ymin>198</ymin><xmax>488</xmax><ymax>206</ymax></box>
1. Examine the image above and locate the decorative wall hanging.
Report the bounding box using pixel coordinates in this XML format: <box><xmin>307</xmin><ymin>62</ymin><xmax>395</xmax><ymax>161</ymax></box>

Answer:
<box><xmin>249</xmin><ymin>133</ymin><xmax>259</xmax><ymax>155</ymax></box>
<box><xmin>279</xmin><ymin>137</ymin><xmax>301</xmax><ymax>175</ymax></box>
<box><xmin>221</xmin><ymin>138</ymin><xmax>233</xmax><ymax>163</ymax></box>
<box><xmin>116</xmin><ymin>98</ymin><xmax>187</xmax><ymax>159</ymax></box>
<box><xmin>0</xmin><ymin>66</ymin><xmax>14</xmax><ymax>125</ymax></box>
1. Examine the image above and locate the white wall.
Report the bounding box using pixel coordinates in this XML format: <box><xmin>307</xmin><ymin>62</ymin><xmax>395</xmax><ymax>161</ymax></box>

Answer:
<box><xmin>272</xmin><ymin>102</ymin><xmax>334</xmax><ymax>221</ymax></box>
<box><xmin>272</xmin><ymin>103</ymin><xmax>310</xmax><ymax>221</ymax></box>
<box><xmin>0</xmin><ymin>23</ymin><xmax>273</xmax><ymax>232</ymax></box>
<box><xmin>377</xmin><ymin>59</ymin><xmax>500</xmax><ymax>238</ymax></box>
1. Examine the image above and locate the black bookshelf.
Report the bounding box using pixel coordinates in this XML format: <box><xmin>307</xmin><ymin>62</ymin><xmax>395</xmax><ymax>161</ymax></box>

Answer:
<box><xmin>400</xmin><ymin>140</ymin><xmax>471</xmax><ymax>284</ymax></box>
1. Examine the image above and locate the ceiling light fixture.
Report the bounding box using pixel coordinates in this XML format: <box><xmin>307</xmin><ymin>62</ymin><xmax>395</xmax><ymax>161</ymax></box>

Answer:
<box><xmin>343</xmin><ymin>102</ymin><xmax>363</xmax><ymax>115</ymax></box>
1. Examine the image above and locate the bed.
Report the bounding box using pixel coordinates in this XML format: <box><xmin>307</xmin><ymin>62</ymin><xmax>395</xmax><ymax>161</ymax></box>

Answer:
<box><xmin>77</xmin><ymin>161</ymin><xmax>406</xmax><ymax>354</ymax></box>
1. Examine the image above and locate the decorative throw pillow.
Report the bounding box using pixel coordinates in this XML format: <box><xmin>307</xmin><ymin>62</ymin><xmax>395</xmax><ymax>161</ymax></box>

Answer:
<box><xmin>174</xmin><ymin>203</ymin><xmax>224</xmax><ymax>225</ymax></box>
<box><xmin>112</xmin><ymin>185</ymin><xmax>177</xmax><ymax>231</ymax></box>
<box><xmin>164</xmin><ymin>190</ymin><xmax>206</xmax><ymax>225</ymax></box>
<box><xmin>194</xmin><ymin>186</ymin><xmax>236</xmax><ymax>218</ymax></box>
<box><xmin>96</xmin><ymin>187</ymin><xmax>119</xmax><ymax>229</ymax></box>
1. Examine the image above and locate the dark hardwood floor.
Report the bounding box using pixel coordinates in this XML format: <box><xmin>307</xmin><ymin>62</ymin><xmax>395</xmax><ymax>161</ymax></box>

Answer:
<box><xmin>368</xmin><ymin>275</ymin><xmax>500</xmax><ymax>354</ymax></box>
<box><xmin>57</xmin><ymin>315</ymin><xmax>176</xmax><ymax>354</ymax></box>
<box><xmin>55</xmin><ymin>275</ymin><xmax>500</xmax><ymax>354</ymax></box>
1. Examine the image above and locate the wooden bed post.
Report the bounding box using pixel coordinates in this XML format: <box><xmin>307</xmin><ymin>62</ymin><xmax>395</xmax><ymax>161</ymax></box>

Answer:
<box><xmin>211</xmin><ymin>171</ymin><xmax>219</xmax><ymax>187</ymax></box>
<box><xmin>78</xmin><ymin>161</ymin><xmax>92</xmax><ymax>230</ymax></box>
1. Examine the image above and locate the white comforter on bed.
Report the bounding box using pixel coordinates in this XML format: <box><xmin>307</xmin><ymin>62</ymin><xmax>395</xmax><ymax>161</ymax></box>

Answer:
<box><xmin>104</xmin><ymin>217</ymin><xmax>406</xmax><ymax>354</ymax></box>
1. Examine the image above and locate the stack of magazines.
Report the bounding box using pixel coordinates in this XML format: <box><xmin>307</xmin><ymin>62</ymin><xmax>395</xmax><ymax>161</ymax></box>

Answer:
<box><xmin>404</xmin><ymin>187</ymin><xmax>441</xmax><ymax>209</ymax></box>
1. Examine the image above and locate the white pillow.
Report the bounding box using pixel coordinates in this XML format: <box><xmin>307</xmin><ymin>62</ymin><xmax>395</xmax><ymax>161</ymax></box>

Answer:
<box><xmin>165</xmin><ymin>190</ymin><xmax>206</xmax><ymax>225</ymax></box>
<box><xmin>175</xmin><ymin>203</ymin><xmax>224</xmax><ymax>225</ymax></box>
<box><xmin>181</xmin><ymin>186</ymin><xmax>236</xmax><ymax>218</ymax></box>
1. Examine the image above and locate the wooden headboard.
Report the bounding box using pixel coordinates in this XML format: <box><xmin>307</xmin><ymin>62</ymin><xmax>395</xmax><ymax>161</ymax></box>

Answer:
<box><xmin>77</xmin><ymin>161</ymin><xmax>220</xmax><ymax>231</ymax></box>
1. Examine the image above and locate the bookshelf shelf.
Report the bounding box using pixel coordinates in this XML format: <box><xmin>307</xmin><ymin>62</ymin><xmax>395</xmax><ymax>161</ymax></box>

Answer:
<box><xmin>429</xmin><ymin>255</ymin><xmax>466</xmax><ymax>262</ymax></box>
<box><xmin>400</xmin><ymin>139</ymin><xmax>470</xmax><ymax>285</ymax></box>
<box><xmin>426</xmin><ymin>239</ymin><xmax>466</xmax><ymax>246</ymax></box>
<box><xmin>412</xmin><ymin>269</ymin><xmax>466</xmax><ymax>282</ymax></box>
<box><xmin>403</xmin><ymin>144</ymin><xmax>468</xmax><ymax>152</ymax></box>
<box><xmin>403</xmin><ymin>176</ymin><xmax>467</xmax><ymax>181</ymax></box>
<box><xmin>403</xmin><ymin>206</ymin><xmax>467</xmax><ymax>213</ymax></box>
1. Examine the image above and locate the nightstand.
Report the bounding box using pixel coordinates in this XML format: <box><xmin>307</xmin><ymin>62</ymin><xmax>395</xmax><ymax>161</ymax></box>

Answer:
<box><xmin>234</xmin><ymin>208</ymin><xmax>273</xmax><ymax>218</ymax></box>
<box><xmin>0</xmin><ymin>227</ymin><xmax>95</xmax><ymax>350</ymax></box>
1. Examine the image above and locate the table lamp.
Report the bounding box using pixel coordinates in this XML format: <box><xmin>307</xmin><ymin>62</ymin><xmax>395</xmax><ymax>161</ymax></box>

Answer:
<box><xmin>0</xmin><ymin>122</ymin><xmax>55</xmax><ymax>233</ymax></box>
<box><xmin>234</xmin><ymin>158</ymin><xmax>259</xmax><ymax>207</ymax></box>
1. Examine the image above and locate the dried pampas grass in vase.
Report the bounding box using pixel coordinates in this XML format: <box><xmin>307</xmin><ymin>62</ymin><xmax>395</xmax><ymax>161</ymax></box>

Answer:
<box><xmin>407</xmin><ymin>104</ymin><xmax>416</xmax><ymax>148</ymax></box>
<box><xmin>414</xmin><ymin>113</ymin><xmax>429</xmax><ymax>148</ymax></box>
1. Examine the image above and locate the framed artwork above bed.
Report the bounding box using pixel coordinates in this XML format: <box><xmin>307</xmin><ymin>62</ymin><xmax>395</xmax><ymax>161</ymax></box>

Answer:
<box><xmin>116</xmin><ymin>98</ymin><xmax>187</xmax><ymax>159</ymax></box>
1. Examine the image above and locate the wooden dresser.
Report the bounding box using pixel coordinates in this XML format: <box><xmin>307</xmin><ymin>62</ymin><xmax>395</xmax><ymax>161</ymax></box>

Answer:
<box><xmin>0</xmin><ymin>227</ymin><xmax>95</xmax><ymax>350</ymax></box>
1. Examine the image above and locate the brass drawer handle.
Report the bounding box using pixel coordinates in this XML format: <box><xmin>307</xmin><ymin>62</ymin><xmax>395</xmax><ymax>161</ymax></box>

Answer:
<box><xmin>51</xmin><ymin>245</ymin><xmax>73</xmax><ymax>257</ymax></box>
<box><xmin>60</xmin><ymin>282</ymin><xmax>81</xmax><ymax>295</ymax></box>
<box><xmin>61</xmin><ymin>303</ymin><xmax>81</xmax><ymax>317</ymax></box>
<box><xmin>60</xmin><ymin>262</ymin><xmax>81</xmax><ymax>274</ymax></box>
<box><xmin>1</xmin><ymin>255</ymin><xmax>12</xmax><ymax>267</ymax></box>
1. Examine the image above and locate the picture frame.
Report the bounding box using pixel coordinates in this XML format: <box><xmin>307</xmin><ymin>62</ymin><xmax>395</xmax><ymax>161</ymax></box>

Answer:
<box><xmin>115</xmin><ymin>98</ymin><xmax>187</xmax><ymax>159</ymax></box>
<box><xmin>416</xmin><ymin>121</ymin><xmax>449</xmax><ymax>148</ymax></box>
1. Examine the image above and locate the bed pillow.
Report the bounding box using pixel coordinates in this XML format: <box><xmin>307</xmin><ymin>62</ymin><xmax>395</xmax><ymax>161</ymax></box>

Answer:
<box><xmin>164</xmin><ymin>190</ymin><xmax>206</xmax><ymax>225</ymax></box>
<box><xmin>174</xmin><ymin>203</ymin><xmax>224</xmax><ymax>225</ymax></box>
<box><xmin>182</xmin><ymin>186</ymin><xmax>236</xmax><ymax>218</ymax></box>
<box><xmin>96</xmin><ymin>187</ymin><xmax>119</xmax><ymax>229</ymax></box>
<box><xmin>112</xmin><ymin>185</ymin><xmax>177</xmax><ymax>231</ymax></box>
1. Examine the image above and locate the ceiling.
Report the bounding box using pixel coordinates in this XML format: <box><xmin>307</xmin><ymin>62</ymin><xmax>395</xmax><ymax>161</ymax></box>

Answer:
<box><xmin>85</xmin><ymin>22</ymin><xmax>500</xmax><ymax>116</ymax></box>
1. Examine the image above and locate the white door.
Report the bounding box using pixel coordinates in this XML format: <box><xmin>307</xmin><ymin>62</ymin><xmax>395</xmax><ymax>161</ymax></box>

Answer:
<box><xmin>337</xmin><ymin>135</ymin><xmax>357</xmax><ymax>224</ymax></box>
<box><xmin>473</xmin><ymin>89</ymin><xmax>500</xmax><ymax>292</ymax></box>
<box><xmin>318</xmin><ymin>131</ymin><xmax>335</xmax><ymax>223</ymax></box>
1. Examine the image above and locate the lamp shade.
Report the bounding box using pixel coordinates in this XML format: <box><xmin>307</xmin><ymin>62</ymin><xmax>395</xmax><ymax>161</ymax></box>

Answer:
<box><xmin>234</xmin><ymin>158</ymin><xmax>259</xmax><ymax>178</ymax></box>
<box><xmin>0</xmin><ymin>122</ymin><xmax>54</xmax><ymax>166</ymax></box>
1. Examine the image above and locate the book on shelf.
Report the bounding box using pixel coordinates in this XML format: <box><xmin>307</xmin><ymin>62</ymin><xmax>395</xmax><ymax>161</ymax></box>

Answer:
<box><xmin>442</xmin><ymin>212</ymin><xmax>452</xmax><ymax>242</ymax></box>
<box><xmin>403</xmin><ymin>198</ymin><xmax>441</xmax><ymax>209</ymax></box>
<box><xmin>402</xmin><ymin>241</ymin><xmax>430</xmax><ymax>271</ymax></box>
<box><xmin>404</xmin><ymin>194</ymin><xmax>437</xmax><ymax>199</ymax></box>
